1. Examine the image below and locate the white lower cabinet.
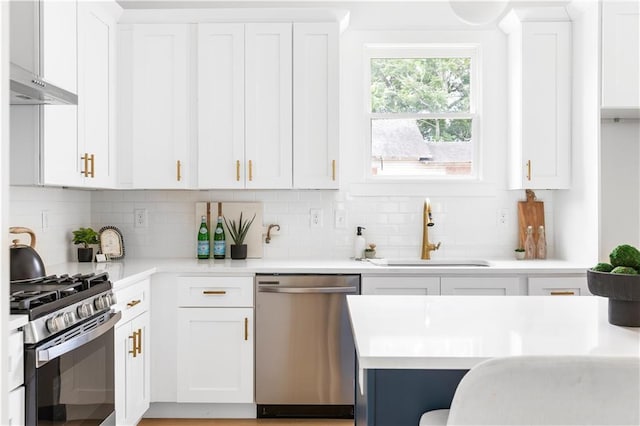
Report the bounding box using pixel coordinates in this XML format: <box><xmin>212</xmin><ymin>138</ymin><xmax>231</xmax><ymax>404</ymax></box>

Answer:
<box><xmin>362</xmin><ymin>276</ymin><xmax>440</xmax><ymax>295</ymax></box>
<box><xmin>441</xmin><ymin>276</ymin><xmax>525</xmax><ymax>295</ymax></box>
<box><xmin>176</xmin><ymin>308</ymin><xmax>254</xmax><ymax>402</ymax></box>
<box><xmin>8</xmin><ymin>327</ymin><xmax>25</xmax><ymax>426</ymax></box>
<box><xmin>115</xmin><ymin>279</ymin><xmax>151</xmax><ymax>425</ymax></box>
<box><xmin>528</xmin><ymin>276</ymin><xmax>591</xmax><ymax>296</ymax></box>
<box><xmin>175</xmin><ymin>275</ymin><xmax>255</xmax><ymax>404</ymax></box>
<box><xmin>8</xmin><ymin>386</ymin><xmax>25</xmax><ymax>426</ymax></box>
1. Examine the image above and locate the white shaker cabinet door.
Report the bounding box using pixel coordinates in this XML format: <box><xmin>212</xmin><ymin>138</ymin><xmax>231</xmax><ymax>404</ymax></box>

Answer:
<box><xmin>41</xmin><ymin>0</ymin><xmax>77</xmax><ymax>93</ymax></box>
<box><xmin>78</xmin><ymin>2</ymin><xmax>114</xmax><ymax>188</ymax></box>
<box><xmin>502</xmin><ymin>14</ymin><xmax>572</xmax><ymax>190</ymax></box>
<box><xmin>197</xmin><ymin>23</ymin><xmax>245</xmax><ymax>189</ymax></box>
<box><xmin>602</xmin><ymin>1</ymin><xmax>640</xmax><ymax>111</ymax></box>
<box><xmin>293</xmin><ymin>22</ymin><xmax>340</xmax><ymax>189</ymax></box>
<box><xmin>244</xmin><ymin>23</ymin><xmax>292</xmax><ymax>189</ymax></box>
<box><xmin>115</xmin><ymin>311</ymin><xmax>150</xmax><ymax>426</ymax></box>
<box><xmin>177</xmin><ymin>307</ymin><xmax>254</xmax><ymax>403</ymax></box>
<box><xmin>132</xmin><ymin>24</ymin><xmax>190</xmax><ymax>189</ymax></box>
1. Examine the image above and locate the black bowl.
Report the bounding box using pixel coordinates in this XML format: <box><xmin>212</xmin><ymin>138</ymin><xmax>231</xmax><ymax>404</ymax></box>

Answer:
<box><xmin>587</xmin><ymin>269</ymin><xmax>640</xmax><ymax>327</ymax></box>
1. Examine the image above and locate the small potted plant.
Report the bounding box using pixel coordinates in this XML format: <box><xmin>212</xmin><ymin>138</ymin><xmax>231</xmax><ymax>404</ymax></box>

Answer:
<box><xmin>514</xmin><ymin>248</ymin><xmax>526</xmax><ymax>260</ymax></box>
<box><xmin>72</xmin><ymin>227</ymin><xmax>99</xmax><ymax>262</ymax></box>
<box><xmin>364</xmin><ymin>243</ymin><xmax>377</xmax><ymax>259</ymax></box>
<box><xmin>224</xmin><ymin>212</ymin><xmax>256</xmax><ymax>260</ymax></box>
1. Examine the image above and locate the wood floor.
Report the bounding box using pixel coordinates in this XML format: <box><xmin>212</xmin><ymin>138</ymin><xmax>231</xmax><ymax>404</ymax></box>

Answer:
<box><xmin>139</xmin><ymin>419</ymin><xmax>353</xmax><ymax>426</ymax></box>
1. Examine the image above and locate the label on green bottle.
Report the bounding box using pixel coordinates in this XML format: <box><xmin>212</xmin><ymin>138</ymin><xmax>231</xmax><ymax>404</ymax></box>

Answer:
<box><xmin>213</xmin><ymin>240</ymin><xmax>225</xmax><ymax>256</ymax></box>
<box><xmin>198</xmin><ymin>241</ymin><xmax>210</xmax><ymax>257</ymax></box>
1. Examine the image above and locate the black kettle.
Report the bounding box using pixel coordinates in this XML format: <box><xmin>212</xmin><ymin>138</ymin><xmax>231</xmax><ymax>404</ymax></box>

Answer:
<box><xmin>10</xmin><ymin>226</ymin><xmax>46</xmax><ymax>282</ymax></box>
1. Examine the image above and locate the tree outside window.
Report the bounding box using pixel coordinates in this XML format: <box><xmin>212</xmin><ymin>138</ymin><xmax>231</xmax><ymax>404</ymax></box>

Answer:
<box><xmin>367</xmin><ymin>46</ymin><xmax>478</xmax><ymax>178</ymax></box>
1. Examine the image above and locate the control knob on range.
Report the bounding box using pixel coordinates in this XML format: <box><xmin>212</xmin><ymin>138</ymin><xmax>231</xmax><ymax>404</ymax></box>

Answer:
<box><xmin>77</xmin><ymin>303</ymin><xmax>95</xmax><ymax>319</ymax></box>
<box><xmin>94</xmin><ymin>295</ymin><xmax>109</xmax><ymax>311</ymax></box>
<box><xmin>46</xmin><ymin>314</ymin><xmax>67</xmax><ymax>333</ymax></box>
<box><xmin>63</xmin><ymin>311</ymin><xmax>77</xmax><ymax>326</ymax></box>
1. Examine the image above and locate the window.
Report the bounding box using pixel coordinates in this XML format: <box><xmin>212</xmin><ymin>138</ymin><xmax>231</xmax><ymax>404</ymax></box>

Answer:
<box><xmin>365</xmin><ymin>45</ymin><xmax>479</xmax><ymax>179</ymax></box>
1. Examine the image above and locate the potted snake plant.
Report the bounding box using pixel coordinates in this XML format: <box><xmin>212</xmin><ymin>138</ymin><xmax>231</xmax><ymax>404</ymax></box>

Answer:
<box><xmin>223</xmin><ymin>212</ymin><xmax>256</xmax><ymax>260</ymax></box>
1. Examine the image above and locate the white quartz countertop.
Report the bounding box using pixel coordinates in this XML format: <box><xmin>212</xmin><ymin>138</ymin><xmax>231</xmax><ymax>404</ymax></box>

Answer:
<box><xmin>43</xmin><ymin>258</ymin><xmax>590</xmax><ymax>287</ymax></box>
<box><xmin>347</xmin><ymin>295</ymin><xmax>640</xmax><ymax>370</ymax></box>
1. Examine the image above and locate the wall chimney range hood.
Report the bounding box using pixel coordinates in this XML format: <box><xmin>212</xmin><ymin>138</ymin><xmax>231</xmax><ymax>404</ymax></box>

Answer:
<box><xmin>10</xmin><ymin>62</ymin><xmax>78</xmax><ymax>105</ymax></box>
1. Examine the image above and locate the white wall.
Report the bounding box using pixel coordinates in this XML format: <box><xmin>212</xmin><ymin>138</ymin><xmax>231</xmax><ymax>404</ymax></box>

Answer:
<box><xmin>555</xmin><ymin>0</ymin><xmax>600</xmax><ymax>264</ymax></box>
<box><xmin>600</xmin><ymin>119</ymin><xmax>640</xmax><ymax>259</ymax></box>
<box><xmin>9</xmin><ymin>187</ymin><xmax>93</xmax><ymax>265</ymax></box>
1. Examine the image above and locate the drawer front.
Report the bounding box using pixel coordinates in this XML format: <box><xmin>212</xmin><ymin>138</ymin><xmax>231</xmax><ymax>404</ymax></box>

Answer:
<box><xmin>115</xmin><ymin>278</ymin><xmax>150</xmax><ymax>323</ymax></box>
<box><xmin>178</xmin><ymin>276</ymin><xmax>253</xmax><ymax>307</ymax></box>
<box><xmin>441</xmin><ymin>276</ymin><xmax>524</xmax><ymax>296</ymax></box>
<box><xmin>362</xmin><ymin>276</ymin><xmax>441</xmax><ymax>295</ymax></box>
<box><xmin>528</xmin><ymin>276</ymin><xmax>591</xmax><ymax>296</ymax></box>
<box><xmin>8</xmin><ymin>386</ymin><xmax>25</xmax><ymax>426</ymax></box>
<box><xmin>8</xmin><ymin>330</ymin><xmax>24</xmax><ymax>391</ymax></box>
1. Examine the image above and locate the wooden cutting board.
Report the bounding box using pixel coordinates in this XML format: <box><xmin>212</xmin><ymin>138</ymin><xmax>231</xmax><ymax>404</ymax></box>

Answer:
<box><xmin>195</xmin><ymin>201</ymin><xmax>264</xmax><ymax>258</ymax></box>
<box><xmin>517</xmin><ymin>189</ymin><xmax>545</xmax><ymax>248</ymax></box>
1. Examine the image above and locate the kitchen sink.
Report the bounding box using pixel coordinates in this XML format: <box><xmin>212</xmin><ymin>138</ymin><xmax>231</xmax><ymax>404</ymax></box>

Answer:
<box><xmin>368</xmin><ymin>258</ymin><xmax>491</xmax><ymax>267</ymax></box>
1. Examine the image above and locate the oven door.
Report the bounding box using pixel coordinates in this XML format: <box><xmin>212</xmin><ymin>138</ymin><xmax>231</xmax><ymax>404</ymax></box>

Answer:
<box><xmin>24</xmin><ymin>311</ymin><xmax>121</xmax><ymax>426</ymax></box>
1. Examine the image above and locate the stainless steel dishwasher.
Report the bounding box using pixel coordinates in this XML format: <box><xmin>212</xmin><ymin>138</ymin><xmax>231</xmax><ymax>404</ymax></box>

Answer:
<box><xmin>255</xmin><ymin>274</ymin><xmax>360</xmax><ymax>418</ymax></box>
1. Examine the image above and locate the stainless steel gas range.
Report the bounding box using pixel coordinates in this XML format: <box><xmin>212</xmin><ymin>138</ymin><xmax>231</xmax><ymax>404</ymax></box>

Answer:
<box><xmin>10</xmin><ymin>272</ymin><xmax>120</xmax><ymax>425</ymax></box>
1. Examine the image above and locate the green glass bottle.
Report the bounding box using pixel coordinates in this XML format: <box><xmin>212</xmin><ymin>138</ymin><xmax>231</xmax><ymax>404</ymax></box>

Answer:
<box><xmin>197</xmin><ymin>216</ymin><xmax>210</xmax><ymax>259</ymax></box>
<box><xmin>213</xmin><ymin>216</ymin><xmax>226</xmax><ymax>259</ymax></box>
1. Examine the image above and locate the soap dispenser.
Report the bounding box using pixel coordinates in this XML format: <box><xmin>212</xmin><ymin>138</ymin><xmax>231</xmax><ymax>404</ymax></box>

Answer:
<box><xmin>354</xmin><ymin>227</ymin><xmax>366</xmax><ymax>260</ymax></box>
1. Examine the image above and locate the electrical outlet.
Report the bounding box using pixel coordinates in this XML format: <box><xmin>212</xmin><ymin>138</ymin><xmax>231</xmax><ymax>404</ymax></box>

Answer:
<box><xmin>310</xmin><ymin>208</ymin><xmax>323</xmax><ymax>228</ymax></box>
<box><xmin>134</xmin><ymin>209</ymin><xmax>148</xmax><ymax>228</ymax></box>
<box><xmin>41</xmin><ymin>210</ymin><xmax>49</xmax><ymax>232</ymax></box>
<box><xmin>334</xmin><ymin>210</ymin><xmax>347</xmax><ymax>229</ymax></box>
<box><xmin>497</xmin><ymin>209</ymin><xmax>508</xmax><ymax>227</ymax></box>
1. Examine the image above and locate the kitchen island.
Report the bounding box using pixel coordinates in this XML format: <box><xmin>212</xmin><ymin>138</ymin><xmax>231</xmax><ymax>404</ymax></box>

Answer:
<box><xmin>347</xmin><ymin>295</ymin><xmax>640</xmax><ymax>426</ymax></box>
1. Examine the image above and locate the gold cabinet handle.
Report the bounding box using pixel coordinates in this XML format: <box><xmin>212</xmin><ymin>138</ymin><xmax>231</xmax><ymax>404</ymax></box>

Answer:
<box><xmin>203</xmin><ymin>290</ymin><xmax>227</xmax><ymax>295</ymax></box>
<box><xmin>550</xmin><ymin>291</ymin><xmax>575</xmax><ymax>296</ymax></box>
<box><xmin>248</xmin><ymin>160</ymin><xmax>253</xmax><ymax>181</ymax></box>
<box><xmin>129</xmin><ymin>331</ymin><xmax>138</xmax><ymax>358</ymax></box>
<box><xmin>332</xmin><ymin>159</ymin><xmax>336</xmax><ymax>181</ymax></box>
<box><xmin>244</xmin><ymin>317</ymin><xmax>248</xmax><ymax>341</ymax></box>
<box><xmin>126</xmin><ymin>299</ymin><xmax>141</xmax><ymax>308</ymax></box>
<box><xmin>81</xmin><ymin>153</ymin><xmax>89</xmax><ymax>177</ymax></box>
<box><xmin>89</xmin><ymin>153</ymin><xmax>95</xmax><ymax>178</ymax></box>
<box><xmin>177</xmin><ymin>160</ymin><xmax>182</xmax><ymax>181</ymax></box>
<box><xmin>526</xmin><ymin>160</ymin><xmax>531</xmax><ymax>181</ymax></box>
<box><xmin>236</xmin><ymin>160</ymin><xmax>240</xmax><ymax>181</ymax></box>
<box><xmin>136</xmin><ymin>328</ymin><xmax>142</xmax><ymax>355</ymax></box>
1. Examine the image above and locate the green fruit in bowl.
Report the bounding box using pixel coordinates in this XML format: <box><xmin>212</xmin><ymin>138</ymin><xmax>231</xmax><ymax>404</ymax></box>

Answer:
<box><xmin>611</xmin><ymin>266</ymin><xmax>638</xmax><ymax>275</ymax></box>
<box><xmin>609</xmin><ymin>244</ymin><xmax>640</xmax><ymax>269</ymax></box>
<box><xmin>592</xmin><ymin>262</ymin><xmax>614</xmax><ymax>272</ymax></box>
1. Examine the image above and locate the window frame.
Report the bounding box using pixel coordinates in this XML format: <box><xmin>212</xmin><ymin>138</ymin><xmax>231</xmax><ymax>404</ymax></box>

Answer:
<box><xmin>364</xmin><ymin>43</ymin><xmax>481</xmax><ymax>181</ymax></box>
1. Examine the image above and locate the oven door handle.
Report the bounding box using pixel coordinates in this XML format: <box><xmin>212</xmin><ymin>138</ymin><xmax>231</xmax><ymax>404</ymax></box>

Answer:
<box><xmin>258</xmin><ymin>286</ymin><xmax>358</xmax><ymax>294</ymax></box>
<box><xmin>36</xmin><ymin>311</ymin><xmax>121</xmax><ymax>368</ymax></box>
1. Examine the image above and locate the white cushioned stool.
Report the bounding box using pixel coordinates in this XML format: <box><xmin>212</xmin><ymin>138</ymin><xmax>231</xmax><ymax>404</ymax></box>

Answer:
<box><xmin>419</xmin><ymin>355</ymin><xmax>640</xmax><ymax>426</ymax></box>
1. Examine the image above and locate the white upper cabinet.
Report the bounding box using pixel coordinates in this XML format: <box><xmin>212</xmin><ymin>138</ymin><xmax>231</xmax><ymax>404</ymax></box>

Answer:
<box><xmin>77</xmin><ymin>2</ymin><xmax>119</xmax><ymax>188</ymax></box>
<box><xmin>198</xmin><ymin>23</ymin><xmax>292</xmax><ymax>189</ymax></box>
<box><xmin>293</xmin><ymin>22</ymin><xmax>339</xmax><ymax>189</ymax></box>
<box><xmin>131</xmin><ymin>24</ymin><xmax>191</xmax><ymax>189</ymax></box>
<box><xmin>198</xmin><ymin>24</ymin><xmax>245</xmax><ymax>189</ymax></box>
<box><xmin>601</xmin><ymin>1</ymin><xmax>639</xmax><ymax>116</ymax></box>
<box><xmin>10</xmin><ymin>0</ymin><xmax>80</xmax><ymax>187</ymax></box>
<box><xmin>500</xmin><ymin>9</ymin><xmax>572</xmax><ymax>190</ymax></box>
<box><xmin>41</xmin><ymin>0</ymin><xmax>77</xmax><ymax>93</ymax></box>
<box><xmin>245</xmin><ymin>23</ymin><xmax>293</xmax><ymax>189</ymax></box>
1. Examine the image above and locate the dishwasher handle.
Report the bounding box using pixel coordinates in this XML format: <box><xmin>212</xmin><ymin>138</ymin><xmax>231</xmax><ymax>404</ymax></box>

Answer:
<box><xmin>258</xmin><ymin>286</ymin><xmax>358</xmax><ymax>294</ymax></box>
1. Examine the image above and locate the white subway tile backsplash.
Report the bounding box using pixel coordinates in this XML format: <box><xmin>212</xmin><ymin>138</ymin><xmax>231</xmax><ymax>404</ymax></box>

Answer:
<box><xmin>10</xmin><ymin>187</ymin><xmax>550</xmax><ymax>263</ymax></box>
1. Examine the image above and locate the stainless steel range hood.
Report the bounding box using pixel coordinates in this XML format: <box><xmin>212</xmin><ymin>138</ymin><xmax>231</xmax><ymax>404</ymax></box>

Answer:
<box><xmin>10</xmin><ymin>62</ymin><xmax>78</xmax><ymax>105</ymax></box>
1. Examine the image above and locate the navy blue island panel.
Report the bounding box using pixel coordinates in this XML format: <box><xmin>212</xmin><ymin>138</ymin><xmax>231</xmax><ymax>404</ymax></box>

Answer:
<box><xmin>356</xmin><ymin>369</ymin><xmax>469</xmax><ymax>426</ymax></box>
